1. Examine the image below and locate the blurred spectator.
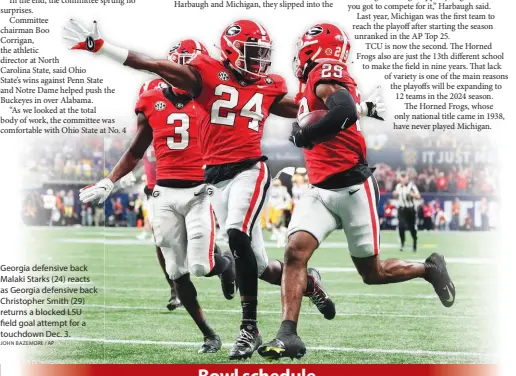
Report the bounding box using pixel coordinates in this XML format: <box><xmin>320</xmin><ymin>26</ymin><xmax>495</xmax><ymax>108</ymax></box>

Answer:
<box><xmin>480</xmin><ymin>197</ymin><xmax>489</xmax><ymax>231</ymax></box>
<box><xmin>451</xmin><ymin>198</ymin><xmax>460</xmax><ymax>230</ymax></box>
<box><xmin>127</xmin><ymin>194</ymin><xmax>137</xmax><ymax>227</ymax></box>
<box><xmin>421</xmin><ymin>200</ymin><xmax>434</xmax><ymax>231</ymax></box>
<box><xmin>63</xmin><ymin>190</ymin><xmax>75</xmax><ymax>225</ymax></box>
<box><xmin>113</xmin><ymin>197</ymin><xmax>125</xmax><ymax>225</ymax></box>
<box><xmin>435</xmin><ymin>206</ymin><xmax>448</xmax><ymax>231</ymax></box>
<box><xmin>382</xmin><ymin>199</ymin><xmax>396</xmax><ymax>230</ymax></box>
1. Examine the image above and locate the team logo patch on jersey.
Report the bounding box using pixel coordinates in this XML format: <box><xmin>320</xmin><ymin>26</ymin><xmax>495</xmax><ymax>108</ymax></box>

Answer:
<box><xmin>226</xmin><ymin>25</ymin><xmax>242</xmax><ymax>36</ymax></box>
<box><xmin>265</xmin><ymin>77</ymin><xmax>273</xmax><ymax>84</ymax></box>
<box><xmin>152</xmin><ymin>191</ymin><xmax>161</xmax><ymax>198</ymax></box>
<box><xmin>239</xmin><ymin>80</ymin><xmax>248</xmax><ymax>87</ymax></box>
<box><xmin>306</xmin><ymin>26</ymin><xmax>323</xmax><ymax>36</ymax></box>
<box><xmin>207</xmin><ymin>187</ymin><xmax>214</xmax><ymax>196</ymax></box>
<box><xmin>154</xmin><ymin>101</ymin><xmax>166</xmax><ymax>111</ymax></box>
<box><xmin>176</xmin><ymin>102</ymin><xmax>184</xmax><ymax>109</ymax></box>
<box><xmin>325</xmin><ymin>48</ymin><xmax>333</xmax><ymax>55</ymax></box>
<box><xmin>218</xmin><ymin>71</ymin><xmax>230</xmax><ymax>81</ymax></box>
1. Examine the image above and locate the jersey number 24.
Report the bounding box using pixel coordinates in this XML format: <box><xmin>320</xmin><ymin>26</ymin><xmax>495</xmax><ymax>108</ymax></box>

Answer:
<box><xmin>210</xmin><ymin>84</ymin><xmax>264</xmax><ymax>132</ymax></box>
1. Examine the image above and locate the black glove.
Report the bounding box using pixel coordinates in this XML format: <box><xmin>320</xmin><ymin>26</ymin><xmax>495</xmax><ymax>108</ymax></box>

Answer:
<box><xmin>365</xmin><ymin>102</ymin><xmax>384</xmax><ymax>121</ymax></box>
<box><xmin>289</xmin><ymin>122</ymin><xmax>313</xmax><ymax>149</ymax></box>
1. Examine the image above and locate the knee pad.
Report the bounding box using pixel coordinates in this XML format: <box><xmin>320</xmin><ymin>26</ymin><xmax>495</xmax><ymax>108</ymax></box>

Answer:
<box><xmin>190</xmin><ymin>264</ymin><xmax>209</xmax><ymax>277</ymax></box>
<box><xmin>227</xmin><ymin>229</ymin><xmax>252</xmax><ymax>259</ymax></box>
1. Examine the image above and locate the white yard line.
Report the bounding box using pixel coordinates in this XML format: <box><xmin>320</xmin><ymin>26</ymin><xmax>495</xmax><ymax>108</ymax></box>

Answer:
<box><xmin>76</xmin><ymin>304</ymin><xmax>482</xmax><ymax>320</ymax></box>
<box><xmin>56</xmin><ymin>238</ymin><xmax>495</xmax><ymax>264</ymax></box>
<box><xmin>54</xmin><ymin>336</ymin><xmax>493</xmax><ymax>358</ymax></box>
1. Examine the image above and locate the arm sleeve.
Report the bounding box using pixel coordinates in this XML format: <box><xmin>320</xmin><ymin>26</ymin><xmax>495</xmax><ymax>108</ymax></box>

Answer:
<box><xmin>301</xmin><ymin>88</ymin><xmax>358</xmax><ymax>142</ymax></box>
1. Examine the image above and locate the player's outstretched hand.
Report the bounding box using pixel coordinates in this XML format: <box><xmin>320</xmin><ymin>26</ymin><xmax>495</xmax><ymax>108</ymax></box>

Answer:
<box><xmin>63</xmin><ymin>19</ymin><xmax>104</xmax><ymax>52</ymax></box>
<box><xmin>79</xmin><ymin>178</ymin><xmax>114</xmax><ymax>205</ymax></box>
<box><xmin>363</xmin><ymin>86</ymin><xmax>386</xmax><ymax>121</ymax></box>
<box><xmin>119</xmin><ymin>172</ymin><xmax>136</xmax><ymax>190</ymax></box>
<box><xmin>289</xmin><ymin>122</ymin><xmax>313</xmax><ymax>150</ymax></box>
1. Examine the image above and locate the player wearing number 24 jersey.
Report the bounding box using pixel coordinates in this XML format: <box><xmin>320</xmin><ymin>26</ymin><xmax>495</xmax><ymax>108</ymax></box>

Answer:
<box><xmin>64</xmin><ymin>19</ymin><xmax>335</xmax><ymax>360</ymax></box>
<box><xmin>259</xmin><ymin>23</ymin><xmax>456</xmax><ymax>361</ymax></box>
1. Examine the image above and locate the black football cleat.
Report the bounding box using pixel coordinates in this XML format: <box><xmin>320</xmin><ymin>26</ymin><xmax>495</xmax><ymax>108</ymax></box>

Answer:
<box><xmin>424</xmin><ymin>253</ymin><xmax>455</xmax><ymax>308</ymax></box>
<box><xmin>306</xmin><ymin>268</ymin><xmax>336</xmax><ymax>320</ymax></box>
<box><xmin>219</xmin><ymin>251</ymin><xmax>236</xmax><ymax>300</ymax></box>
<box><xmin>198</xmin><ymin>335</ymin><xmax>222</xmax><ymax>354</ymax></box>
<box><xmin>258</xmin><ymin>335</ymin><xmax>307</xmax><ymax>361</ymax></box>
<box><xmin>166</xmin><ymin>290</ymin><xmax>182</xmax><ymax>311</ymax></box>
<box><xmin>228</xmin><ymin>325</ymin><xmax>262</xmax><ymax>360</ymax></box>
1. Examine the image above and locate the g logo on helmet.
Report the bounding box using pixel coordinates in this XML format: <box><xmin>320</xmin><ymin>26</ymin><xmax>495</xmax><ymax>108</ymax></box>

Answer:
<box><xmin>169</xmin><ymin>43</ymin><xmax>180</xmax><ymax>53</ymax></box>
<box><xmin>305</xmin><ymin>26</ymin><xmax>323</xmax><ymax>37</ymax></box>
<box><xmin>226</xmin><ymin>25</ymin><xmax>242</xmax><ymax>36</ymax></box>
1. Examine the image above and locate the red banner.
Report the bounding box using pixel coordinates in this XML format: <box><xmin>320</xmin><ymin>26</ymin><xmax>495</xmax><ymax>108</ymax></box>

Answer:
<box><xmin>24</xmin><ymin>364</ymin><xmax>496</xmax><ymax>376</ymax></box>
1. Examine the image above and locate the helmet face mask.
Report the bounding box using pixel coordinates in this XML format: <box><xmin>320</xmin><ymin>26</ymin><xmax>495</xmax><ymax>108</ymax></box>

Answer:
<box><xmin>221</xmin><ymin>20</ymin><xmax>273</xmax><ymax>79</ymax></box>
<box><xmin>167</xmin><ymin>39</ymin><xmax>209</xmax><ymax>94</ymax></box>
<box><xmin>168</xmin><ymin>40</ymin><xmax>208</xmax><ymax>66</ymax></box>
<box><xmin>242</xmin><ymin>40</ymin><xmax>272</xmax><ymax>76</ymax></box>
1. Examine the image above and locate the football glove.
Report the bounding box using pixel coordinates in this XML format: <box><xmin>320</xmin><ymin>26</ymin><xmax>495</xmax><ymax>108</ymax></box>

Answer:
<box><xmin>79</xmin><ymin>178</ymin><xmax>114</xmax><ymax>204</ymax></box>
<box><xmin>289</xmin><ymin>122</ymin><xmax>313</xmax><ymax>149</ymax></box>
<box><xmin>358</xmin><ymin>86</ymin><xmax>386</xmax><ymax>120</ymax></box>
<box><xmin>63</xmin><ymin>19</ymin><xmax>129</xmax><ymax>63</ymax></box>
<box><xmin>119</xmin><ymin>172</ymin><xmax>136</xmax><ymax>189</ymax></box>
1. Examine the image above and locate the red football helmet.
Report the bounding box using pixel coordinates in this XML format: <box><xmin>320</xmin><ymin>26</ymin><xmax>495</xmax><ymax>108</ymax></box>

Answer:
<box><xmin>168</xmin><ymin>39</ymin><xmax>209</xmax><ymax>65</ymax></box>
<box><xmin>293</xmin><ymin>23</ymin><xmax>351</xmax><ymax>82</ymax></box>
<box><xmin>220</xmin><ymin>20</ymin><xmax>272</xmax><ymax>79</ymax></box>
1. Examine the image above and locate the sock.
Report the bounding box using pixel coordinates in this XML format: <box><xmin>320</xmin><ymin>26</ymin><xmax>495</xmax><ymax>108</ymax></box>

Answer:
<box><xmin>241</xmin><ymin>300</ymin><xmax>258</xmax><ymax>327</ymax></box>
<box><xmin>205</xmin><ymin>252</ymin><xmax>230</xmax><ymax>277</ymax></box>
<box><xmin>228</xmin><ymin>229</ymin><xmax>258</xmax><ymax>297</ymax></box>
<box><xmin>399</xmin><ymin>227</ymin><xmax>405</xmax><ymax>246</ymax></box>
<box><xmin>277</xmin><ymin>320</ymin><xmax>298</xmax><ymax>337</ymax></box>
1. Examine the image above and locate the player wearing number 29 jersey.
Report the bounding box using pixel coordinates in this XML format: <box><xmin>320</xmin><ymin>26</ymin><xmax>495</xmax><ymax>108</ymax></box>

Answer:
<box><xmin>259</xmin><ymin>23</ymin><xmax>456</xmax><ymax>362</ymax></box>
<box><xmin>298</xmin><ymin>60</ymin><xmax>366</xmax><ymax>185</ymax></box>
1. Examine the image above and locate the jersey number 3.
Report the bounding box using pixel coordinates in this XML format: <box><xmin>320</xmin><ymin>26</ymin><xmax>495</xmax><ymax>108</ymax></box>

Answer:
<box><xmin>211</xmin><ymin>84</ymin><xmax>264</xmax><ymax>132</ymax></box>
<box><xmin>167</xmin><ymin>113</ymin><xmax>189</xmax><ymax>150</ymax></box>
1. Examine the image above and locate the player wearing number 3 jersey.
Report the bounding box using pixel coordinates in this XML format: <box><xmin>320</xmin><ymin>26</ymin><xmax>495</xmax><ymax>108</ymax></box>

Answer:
<box><xmin>78</xmin><ymin>40</ymin><xmax>237</xmax><ymax>355</ymax></box>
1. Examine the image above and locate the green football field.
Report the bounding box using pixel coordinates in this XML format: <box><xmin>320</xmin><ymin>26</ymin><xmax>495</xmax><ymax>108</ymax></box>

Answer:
<box><xmin>24</xmin><ymin>227</ymin><xmax>497</xmax><ymax>364</ymax></box>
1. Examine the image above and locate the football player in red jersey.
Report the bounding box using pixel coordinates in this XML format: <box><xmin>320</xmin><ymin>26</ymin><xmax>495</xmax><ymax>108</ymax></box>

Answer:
<box><xmin>79</xmin><ymin>40</ymin><xmax>237</xmax><ymax>354</ymax></box>
<box><xmin>65</xmin><ymin>19</ymin><xmax>336</xmax><ymax>360</ymax></box>
<box><xmin>137</xmin><ymin>75</ymin><xmax>183</xmax><ymax>312</ymax></box>
<box><xmin>258</xmin><ymin>24</ymin><xmax>456</xmax><ymax>360</ymax></box>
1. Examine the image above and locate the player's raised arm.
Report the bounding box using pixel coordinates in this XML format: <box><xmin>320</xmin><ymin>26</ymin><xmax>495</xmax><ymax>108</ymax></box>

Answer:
<box><xmin>79</xmin><ymin>113</ymin><xmax>153</xmax><ymax>204</ymax></box>
<box><xmin>63</xmin><ymin>20</ymin><xmax>201</xmax><ymax>94</ymax></box>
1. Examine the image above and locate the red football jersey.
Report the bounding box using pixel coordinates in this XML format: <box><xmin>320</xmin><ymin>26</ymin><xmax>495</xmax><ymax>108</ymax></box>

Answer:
<box><xmin>143</xmin><ymin>146</ymin><xmax>157</xmax><ymax>190</ymax></box>
<box><xmin>135</xmin><ymin>88</ymin><xmax>206</xmax><ymax>181</ymax></box>
<box><xmin>139</xmin><ymin>78</ymin><xmax>169</xmax><ymax>96</ymax></box>
<box><xmin>297</xmin><ymin>60</ymin><xmax>366</xmax><ymax>185</ymax></box>
<box><xmin>188</xmin><ymin>54</ymin><xmax>288</xmax><ymax>165</ymax></box>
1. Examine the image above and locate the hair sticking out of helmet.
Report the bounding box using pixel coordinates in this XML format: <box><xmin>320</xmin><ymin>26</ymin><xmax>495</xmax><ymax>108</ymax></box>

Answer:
<box><xmin>220</xmin><ymin>20</ymin><xmax>272</xmax><ymax>79</ymax></box>
<box><xmin>293</xmin><ymin>23</ymin><xmax>351</xmax><ymax>82</ymax></box>
<box><xmin>168</xmin><ymin>39</ymin><xmax>209</xmax><ymax>65</ymax></box>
